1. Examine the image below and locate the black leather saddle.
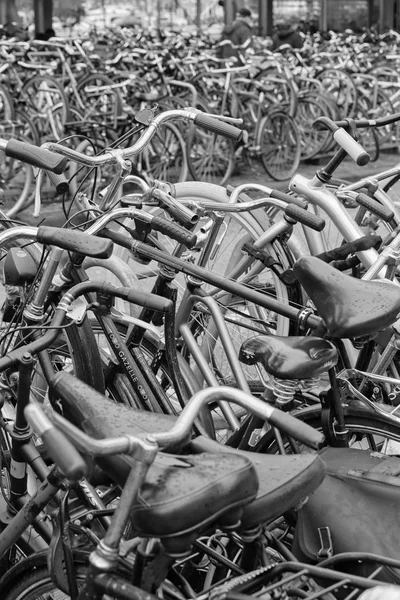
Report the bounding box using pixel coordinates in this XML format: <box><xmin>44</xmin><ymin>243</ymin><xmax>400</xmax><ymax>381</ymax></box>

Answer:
<box><xmin>293</xmin><ymin>256</ymin><xmax>400</xmax><ymax>339</ymax></box>
<box><xmin>57</xmin><ymin>379</ymin><xmax>326</xmax><ymax>555</ymax></box>
<box><xmin>239</xmin><ymin>335</ymin><xmax>338</xmax><ymax>380</ymax></box>
<box><xmin>189</xmin><ymin>436</ymin><xmax>326</xmax><ymax>532</ymax></box>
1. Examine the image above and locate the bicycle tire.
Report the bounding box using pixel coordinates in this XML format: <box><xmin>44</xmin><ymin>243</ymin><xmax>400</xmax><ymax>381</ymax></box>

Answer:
<box><xmin>185</xmin><ymin>93</ymin><xmax>236</xmax><ymax>186</ymax></box>
<box><xmin>0</xmin><ymin>123</ymin><xmax>35</xmax><ymax>217</ymax></box>
<box><xmin>20</xmin><ymin>75</ymin><xmax>71</xmax><ymax>142</ymax></box>
<box><xmin>295</xmin><ymin>96</ymin><xmax>331</xmax><ymax>160</ymax></box>
<box><xmin>173</xmin><ymin>181</ymin><xmax>298</xmax><ymax>338</ymax></box>
<box><xmin>0</xmin><ymin>550</ymin><xmax>93</xmax><ymax>599</ymax></box>
<box><xmin>140</xmin><ymin>121</ymin><xmax>189</xmax><ymax>183</ymax></box>
<box><xmin>169</xmin><ymin>183</ymin><xmax>300</xmax><ymax>438</ymax></box>
<box><xmin>315</xmin><ymin>69</ymin><xmax>358</xmax><ymax>118</ymax></box>
<box><xmin>0</xmin><ymin>314</ymin><xmax>104</xmax><ymax>573</ymax></box>
<box><xmin>0</xmin><ymin>83</ymin><xmax>15</xmax><ymax>121</ymax></box>
<box><xmin>75</xmin><ymin>72</ymin><xmax>123</xmax><ymax>129</ymax></box>
<box><xmin>253</xmin><ymin>65</ymin><xmax>298</xmax><ymax>117</ymax></box>
<box><xmin>254</xmin><ymin>397</ymin><xmax>400</xmax><ymax>454</ymax></box>
<box><xmin>356</xmin><ymin>87</ymin><xmax>395</xmax><ymax>148</ymax></box>
<box><xmin>258</xmin><ymin>110</ymin><xmax>301</xmax><ymax>181</ymax></box>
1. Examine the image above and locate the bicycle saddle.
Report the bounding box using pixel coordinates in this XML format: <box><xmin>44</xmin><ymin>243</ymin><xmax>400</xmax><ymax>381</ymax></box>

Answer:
<box><xmin>239</xmin><ymin>335</ymin><xmax>337</xmax><ymax>379</ymax></box>
<box><xmin>56</xmin><ymin>375</ymin><xmax>325</xmax><ymax>553</ymax></box>
<box><xmin>58</xmin><ymin>381</ymin><xmax>258</xmax><ymax>555</ymax></box>
<box><xmin>189</xmin><ymin>436</ymin><xmax>326</xmax><ymax>532</ymax></box>
<box><xmin>293</xmin><ymin>256</ymin><xmax>400</xmax><ymax>338</ymax></box>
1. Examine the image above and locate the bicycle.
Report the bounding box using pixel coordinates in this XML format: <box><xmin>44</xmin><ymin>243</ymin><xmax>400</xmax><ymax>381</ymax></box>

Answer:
<box><xmin>0</xmin><ymin>378</ymin><xmax>397</xmax><ymax>599</ymax></box>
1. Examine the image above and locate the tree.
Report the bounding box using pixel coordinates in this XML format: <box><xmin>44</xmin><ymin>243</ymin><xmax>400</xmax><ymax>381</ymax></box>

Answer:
<box><xmin>0</xmin><ymin>0</ymin><xmax>22</xmax><ymax>25</ymax></box>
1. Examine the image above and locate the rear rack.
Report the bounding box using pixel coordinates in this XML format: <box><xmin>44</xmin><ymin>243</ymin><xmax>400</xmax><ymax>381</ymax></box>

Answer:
<box><xmin>210</xmin><ymin>553</ymin><xmax>400</xmax><ymax>600</ymax></box>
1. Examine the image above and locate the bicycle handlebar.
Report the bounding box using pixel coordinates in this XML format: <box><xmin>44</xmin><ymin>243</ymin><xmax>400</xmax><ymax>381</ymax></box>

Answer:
<box><xmin>41</xmin><ymin>108</ymin><xmax>242</xmax><ymax>169</ymax></box>
<box><xmin>25</xmin><ymin>377</ymin><xmax>325</xmax><ymax>463</ymax></box>
<box><xmin>25</xmin><ymin>405</ymin><xmax>88</xmax><ymax>480</ymax></box>
<box><xmin>312</xmin><ymin>117</ymin><xmax>370</xmax><ymax>166</ymax></box>
<box><xmin>200</xmin><ymin>185</ymin><xmax>326</xmax><ymax>231</ymax></box>
<box><xmin>0</xmin><ymin>109</ymin><xmax>243</xmax><ymax>174</ymax></box>
<box><xmin>0</xmin><ymin>226</ymin><xmax>113</xmax><ymax>259</ymax></box>
<box><xmin>314</xmin><ymin>112</ymin><xmax>400</xmax><ymax>130</ymax></box>
<box><xmin>0</xmin><ymin>280</ymin><xmax>174</xmax><ymax>373</ymax></box>
<box><xmin>0</xmin><ymin>139</ymin><xmax>68</xmax><ymax>173</ymax></box>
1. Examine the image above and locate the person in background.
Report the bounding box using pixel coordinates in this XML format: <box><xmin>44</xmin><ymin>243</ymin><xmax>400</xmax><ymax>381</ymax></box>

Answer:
<box><xmin>216</xmin><ymin>7</ymin><xmax>253</xmax><ymax>60</ymax></box>
<box><xmin>271</xmin><ymin>18</ymin><xmax>305</xmax><ymax>50</ymax></box>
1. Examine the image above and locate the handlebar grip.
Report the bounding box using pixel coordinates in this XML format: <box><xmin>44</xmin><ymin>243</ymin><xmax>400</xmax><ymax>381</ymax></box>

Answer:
<box><xmin>332</xmin><ymin>128</ymin><xmax>370</xmax><ymax>166</ymax></box>
<box><xmin>194</xmin><ymin>113</ymin><xmax>243</xmax><ymax>142</ymax></box>
<box><xmin>268</xmin><ymin>407</ymin><xmax>325</xmax><ymax>450</ymax></box>
<box><xmin>356</xmin><ymin>192</ymin><xmax>395</xmax><ymax>222</ymax></box>
<box><xmin>47</xmin><ymin>170</ymin><xmax>70</xmax><ymax>195</ymax></box>
<box><xmin>285</xmin><ymin>204</ymin><xmax>325</xmax><ymax>231</ymax></box>
<box><xmin>126</xmin><ymin>288</ymin><xmax>174</xmax><ymax>313</ymax></box>
<box><xmin>5</xmin><ymin>139</ymin><xmax>68</xmax><ymax>174</ymax></box>
<box><xmin>153</xmin><ymin>189</ymin><xmax>199</xmax><ymax>228</ymax></box>
<box><xmin>151</xmin><ymin>216</ymin><xmax>198</xmax><ymax>248</ymax></box>
<box><xmin>24</xmin><ymin>403</ymin><xmax>87</xmax><ymax>480</ymax></box>
<box><xmin>37</xmin><ymin>226</ymin><xmax>113</xmax><ymax>258</ymax></box>
<box><xmin>270</xmin><ymin>189</ymin><xmax>307</xmax><ymax>210</ymax></box>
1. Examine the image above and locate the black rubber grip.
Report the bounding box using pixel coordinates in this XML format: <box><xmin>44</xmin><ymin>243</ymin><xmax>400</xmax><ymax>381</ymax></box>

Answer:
<box><xmin>151</xmin><ymin>216</ymin><xmax>198</xmax><ymax>248</ymax></box>
<box><xmin>5</xmin><ymin>139</ymin><xmax>68</xmax><ymax>174</ymax></box>
<box><xmin>194</xmin><ymin>113</ymin><xmax>243</xmax><ymax>142</ymax></box>
<box><xmin>269</xmin><ymin>407</ymin><xmax>325</xmax><ymax>450</ymax></box>
<box><xmin>153</xmin><ymin>189</ymin><xmax>199</xmax><ymax>227</ymax></box>
<box><xmin>316</xmin><ymin>234</ymin><xmax>382</xmax><ymax>264</ymax></box>
<box><xmin>285</xmin><ymin>204</ymin><xmax>325</xmax><ymax>231</ymax></box>
<box><xmin>270</xmin><ymin>189</ymin><xmax>307</xmax><ymax>210</ymax></box>
<box><xmin>356</xmin><ymin>192</ymin><xmax>395</xmax><ymax>222</ymax></box>
<box><xmin>41</xmin><ymin>426</ymin><xmax>87</xmax><ymax>480</ymax></box>
<box><xmin>126</xmin><ymin>288</ymin><xmax>173</xmax><ymax>313</ymax></box>
<box><xmin>37</xmin><ymin>226</ymin><xmax>113</xmax><ymax>258</ymax></box>
<box><xmin>47</xmin><ymin>170</ymin><xmax>70</xmax><ymax>195</ymax></box>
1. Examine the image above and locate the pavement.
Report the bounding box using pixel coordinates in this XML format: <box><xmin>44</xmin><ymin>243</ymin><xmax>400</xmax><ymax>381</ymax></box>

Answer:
<box><xmin>8</xmin><ymin>148</ymin><xmax>400</xmax><ymax>225</ymax></box>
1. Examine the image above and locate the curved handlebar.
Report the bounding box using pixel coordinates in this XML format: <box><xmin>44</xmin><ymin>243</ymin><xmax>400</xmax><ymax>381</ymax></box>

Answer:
<box><xmin>25</xmin><ymin>381</ymin><xmax>325</xmax><ymax>458</ymax></box>
<box><xmin>313</xmin><ymin>117</ymin><xmax>370</xmax><ymax>166</ymax></box>
<box><xmin>1</xmin><ymin>139</ymin><xmax>68</xmax><ymax>173</ymax></box>
<box><xmin>0</xmin><ymin>225</ymin><xmax>113</xmax><ymax>259</ymax></box>
<box><xmin>313</xmin><ymin>112</ymin><xmax>400</xmax><ymax>131</ymax></box>
<box><xmin>40</xmin><ymin>108</ymin><xmax>243</xmax><ymax>169</ymax></box>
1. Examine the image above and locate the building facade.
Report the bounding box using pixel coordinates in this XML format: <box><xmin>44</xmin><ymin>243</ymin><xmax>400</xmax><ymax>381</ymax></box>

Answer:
<box><xmin>254</xmin><ymin>0</ymin><xmax>399</xmax><ymax>35</ymax></box>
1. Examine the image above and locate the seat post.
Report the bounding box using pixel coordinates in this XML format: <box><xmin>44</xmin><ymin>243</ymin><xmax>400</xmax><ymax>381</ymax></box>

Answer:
<box><xmin>320</xmin><ymin>368</ymin><xmax>350</xmax><ymax>447</ymax></box>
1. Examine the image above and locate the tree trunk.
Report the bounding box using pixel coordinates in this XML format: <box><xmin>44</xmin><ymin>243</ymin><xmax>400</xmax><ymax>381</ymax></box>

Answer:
<box><xmin>0</xmin><ymin>0</ymin><xmax>21</xmax><ymax>24</ymax></box>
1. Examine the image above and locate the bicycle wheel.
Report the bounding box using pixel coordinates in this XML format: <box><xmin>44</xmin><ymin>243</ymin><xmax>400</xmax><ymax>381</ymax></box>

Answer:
<box><xmin>170</xmin><ymin>183</ymin><xmax>299</xmax><ymax>435</ymax></box>
<box><xmin>186</xmin><ymin>127</ymin><xmax>236</xmax><ymax>185</ymax></box>
<box><xmin>174</xmin><ymin>182</ymin><xmax>298</xmax><ymax>337</ymax></box>
<box><xmin>75</xmin><ymin>73</ymin><xmax>123</xmax><ymax>129</ymax></box>
<box><xmin>356</xmin><ymin>87</ymin><xmax>395</xmax><ymax>148</ymax></box>
<box><xmin>0</xmin><ymin>83</ymin><xmax>15</xmax><ymax>121</ymax></box>
<box><xmin>295</xmin><ymin>96</ymin><xmax>331</xmax><ymax>160</ymax></box>
<box><xmin>140</xmin><ymin>122</ymin><xmax>188</xmax><ymax>183</ymax></box>
<box><xmin>0</xmin><ymin>306</ymin><xmax>104</xmax><ymax>573</ymax></box>
<box><xmin>0</xmin><ymin>120</ymin><xmax>36</xmax><ymax>219</ymax></box>
<box><xmin>0</xmin><ymin>551</ymin><xmax>95</xmax><ymax>599</ymax></box>
<box><xmin>4</xmin><ymin>112</ymin><xmax>42</xmax><ymax>218</ymax></box>
<box><xmin>254</xmin><ymin>396</ymin><xmax>400</xmax><ymax>454</ymax></box>
<box><xmin>353</xmin><ymin>108</ymin><xmax>380</xmax><ymax>163</ymax></box>
<box><xmin>88</xmin><ymin>320</ymin><xmax>202</xmax><ymax>417</ymax></box>
<box><xmin>21</xmin><ymin>75</ymin><xmax>71</xmax><ymax>141</ymax></box>
<box><xmin>315</xmin><ymin>69</ymin><xmax>358</xmax><ymax>118</ymax></box>
<box><xmin>258</xmin><ymin>110</ymin><xmax>301</xmax><ymax>181</ymax></box>
<box><xmin>185</xmin><ymin>92</ymin><xmax>236</xmax><ymax>186</ymax></box>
